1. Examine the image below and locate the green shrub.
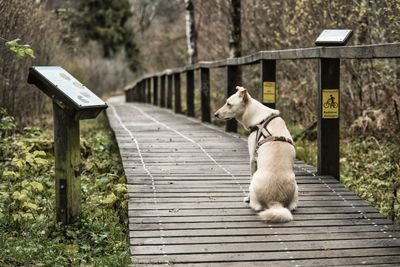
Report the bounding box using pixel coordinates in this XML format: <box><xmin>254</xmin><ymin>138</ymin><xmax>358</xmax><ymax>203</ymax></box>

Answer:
<box><xmin>0</xmin><ymin>111</ymin><xmax>130</xmax><ymax>266</ymax></box>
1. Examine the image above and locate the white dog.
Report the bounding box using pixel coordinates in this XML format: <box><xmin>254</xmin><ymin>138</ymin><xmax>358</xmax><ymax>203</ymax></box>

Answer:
<box><xmin>214</xmin><ymin>86</ymin><xmax>298</xmax><ymax>222</ymax></box>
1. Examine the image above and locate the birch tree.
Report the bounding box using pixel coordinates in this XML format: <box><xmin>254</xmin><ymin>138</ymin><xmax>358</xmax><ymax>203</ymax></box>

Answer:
<box><xmin>229</xmin><ymin>0</ymin><xmax>241</xmax><ymax>58</ymax></box>
<box><xmin>185</xmin><ymin>0</ymin><xmax>197</xmax><ymax>64</ymax></box>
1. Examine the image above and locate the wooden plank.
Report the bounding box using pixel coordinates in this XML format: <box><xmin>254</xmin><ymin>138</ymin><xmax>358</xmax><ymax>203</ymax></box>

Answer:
<box><xmin>132</xmin><ymin>238</ymin><xmax>400</xmax><ymax>255</ymax></box>
<box><xmin>168</xmin><ymin>256</ymin><xmax>400</xmax><ymax>267</ymax></box>
<box><xmin>132</xmin><ymin>247</ymin><xmax>400</xmax><ymax>264</ymax></box>
<box><xmin>131</xmin><ymin>231</ymin><xmax>397</xmax><ymax>245</ymax></box>
<box><xmin>129</xmin><ymin>224</ymin><xmax>397</xmax><ymax>238</ymax></box>
<box><xmin>128</xmin><ymin>206</ymin><xmax>381</xmax><ymax>216</ymax></box>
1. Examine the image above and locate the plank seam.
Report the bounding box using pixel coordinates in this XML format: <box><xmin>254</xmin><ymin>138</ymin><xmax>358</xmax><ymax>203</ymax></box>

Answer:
<box><xmin>131</xmin><ymin>105</ymin><xmax>248</xmax><ymax>197</ymax></box>
<box><xmin>109</xmin><ymin>104</ymin><xmax>170</xmax><ymax>265</ymax></box>
<box><xmin>296</xmin><ymin>163</ymin><xmax>397</xmax><ymax>242</ymax></box>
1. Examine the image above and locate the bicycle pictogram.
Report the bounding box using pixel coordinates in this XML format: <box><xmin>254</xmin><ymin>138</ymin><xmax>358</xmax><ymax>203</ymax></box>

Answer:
<box><xmin>323</xmin><ymin>94</ymin><xmax>338</xmax><ymax>109</ymax></box>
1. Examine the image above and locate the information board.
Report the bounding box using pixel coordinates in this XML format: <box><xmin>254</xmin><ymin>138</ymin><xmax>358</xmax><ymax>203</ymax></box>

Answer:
<box><xmin>30</xmin><ymin>66</ymin><xmax>106</xmax><ymax>108</ymax></box>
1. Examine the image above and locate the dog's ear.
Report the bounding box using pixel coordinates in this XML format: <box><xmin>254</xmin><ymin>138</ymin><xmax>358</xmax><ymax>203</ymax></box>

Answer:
<box><xmin>236</xmin><ymin>86</ymin><xmax>248</xmax><ymax>103</ymax></box>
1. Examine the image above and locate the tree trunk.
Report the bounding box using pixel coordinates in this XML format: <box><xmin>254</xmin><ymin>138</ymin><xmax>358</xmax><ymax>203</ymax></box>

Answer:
<box><xmin>185</xmin><ymin>0</ymin><xmax>197</xmax><ymax>65</ymax></box>
<box><xmin>229</xmin><ymin>0</ymin><xmax>241</xmax><ymax>58</ymax></box>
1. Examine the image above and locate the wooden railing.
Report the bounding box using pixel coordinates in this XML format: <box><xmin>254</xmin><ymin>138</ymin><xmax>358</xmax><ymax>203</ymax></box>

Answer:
<box><xmin>124</xmin><ymin>43</ymin><xmax>400</xmax><ymax>180</ymax></box>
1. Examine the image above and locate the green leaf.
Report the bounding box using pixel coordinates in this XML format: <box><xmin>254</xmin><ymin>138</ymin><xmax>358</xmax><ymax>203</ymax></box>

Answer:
<box><xmin>31</xmin><ymin>182</ymin><xmax>44</xmax><ymax>192</ymax></box>
<box><xmin>103</xmin><ymin>193</ymin><xmax>117</xmax><ymax>204</ymax></box>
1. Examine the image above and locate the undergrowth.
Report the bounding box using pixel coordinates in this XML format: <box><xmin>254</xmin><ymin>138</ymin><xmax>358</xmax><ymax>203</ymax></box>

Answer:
<box><xmin>290</xmin><ymin>124</ymin><xmax>400</xmax><ymax>224</ymax></box>
<box><xmin>0</xmin><ymin>108</ymin><xmax>130</xmax><ymax>266</ymax></box>
<box><xmin>341</xmin><ymin>137</ymin><xmax>400</xmax><ymax>224</ymax></box>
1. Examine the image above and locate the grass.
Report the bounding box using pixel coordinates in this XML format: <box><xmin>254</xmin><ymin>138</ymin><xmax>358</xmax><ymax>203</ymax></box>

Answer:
<box><xmin>0</xmin><ymin>109</ymin><xmax>130</xmax><ymax>266</ymax></box>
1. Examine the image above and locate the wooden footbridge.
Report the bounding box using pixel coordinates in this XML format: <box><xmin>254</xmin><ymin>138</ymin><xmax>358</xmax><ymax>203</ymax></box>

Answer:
<box><xmin>107</xmin><ymin>43</ymin><xmax>400</xmax><ymax>266</ymax></box>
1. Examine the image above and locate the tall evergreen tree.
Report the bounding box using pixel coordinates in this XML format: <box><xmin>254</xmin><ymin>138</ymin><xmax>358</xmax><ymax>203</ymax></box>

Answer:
<box><xmin>75</xmin><ymin>0</ymin><xmax>139</xmax><ymax>71</ymax></box>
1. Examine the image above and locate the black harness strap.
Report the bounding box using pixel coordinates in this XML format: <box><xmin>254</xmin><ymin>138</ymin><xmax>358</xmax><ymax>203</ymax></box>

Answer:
<box><xmin>249</xmin><ymin>114</ymin><xmax>294</xmax><ymax>151</ymax></box>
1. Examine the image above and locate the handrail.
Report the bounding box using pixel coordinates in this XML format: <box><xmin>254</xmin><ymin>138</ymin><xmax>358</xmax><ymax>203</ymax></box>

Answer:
<box><xmin>125</xmin><ymin>43</ymin><xmax>400</xmax><ymax>89</ymax></box>
<box><xmin>124</xmin><ymin>42</ymin><xmax>400</xmax><ymax>180</ymax></box>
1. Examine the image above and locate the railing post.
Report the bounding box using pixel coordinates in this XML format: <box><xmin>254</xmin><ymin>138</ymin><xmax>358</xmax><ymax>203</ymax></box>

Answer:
<box><xmin>174</xmin><ymin>73</ymin><xmax>181</xmax><ymax>113</ymax></box>
<box><xmin>153</xmin><ymin>76</ymin><xmax>158</xmax><ymax>105</ymax></box>
<box><xmin>133</xmin><ymin>86</ymin><xmax>138</xmax><ymax>102</ymax></box>
<box><xmin>160</xmin><ymin>75</ymin><xmax>166</xmax><ymax>107</ymax></box>
<box><xmin>317</xmin><ymin>58</ymin><xmax>340</xmax><ymax>180</ymax></box>
<box><xmin>226</xmin><ymin>65</ymin><xmax>241</xmax><ymax>132</ymax></box>
<box><xmin>167</xmin><ymin>74</ymin><xmax>173</xmax><ymax>109</ymax></box>
<box><xmin>140</xmin><ymin>80</ymin><xmax>145</xmax><ymax>103</ymax></box>
<box><xmin>138</xmin><ymin>83</ymin><xmax>142</xmax><ymax>102</ymax></box>
<box><xmin>142</xmin><ymin>80</ymin><xmax>146</xmax><ymax>103</ymax></box>
<box><xmin>186</xmin><ymin>70</ymin><xmax>195</xmax><ymax>117</ymax></box>
<box><xmin>260</xmin><ymin>59</ymin><xmax>276</xmax><ymax>109</ymax></box>
<box><xmin>147</xmin><ymin>78</ymin><xmax>152</xmax><ymax>103</ymax></box>
<box><xmin>200</xmin><ymin>68</ymin><xmax>211</xmax><ymax>122</ymax></box>
<box><xmin>125</xmin><ymin>89</ymin><xmax>130</xmax><ymax>102</ymax></box>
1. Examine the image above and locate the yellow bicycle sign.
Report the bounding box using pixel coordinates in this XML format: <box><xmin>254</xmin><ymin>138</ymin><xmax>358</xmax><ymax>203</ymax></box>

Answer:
<box><xmin>322</xmin><ymin>89</ymin><xmax>339</xmax><ymax>118</ymax></box>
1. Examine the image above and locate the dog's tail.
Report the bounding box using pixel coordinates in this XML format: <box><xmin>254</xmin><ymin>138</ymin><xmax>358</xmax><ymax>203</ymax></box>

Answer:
<box><xmin>258</xmin><ymin>202</ymin><xmax>293</xmax><ymax>223</ymax></box>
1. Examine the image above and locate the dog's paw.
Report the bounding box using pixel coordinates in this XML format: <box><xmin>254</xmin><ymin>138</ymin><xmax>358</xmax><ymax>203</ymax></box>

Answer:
<box><xmin>243</xmin><ymin>196</ymin><xmax>250</xmax><ymax>203</ymax></box>
<box><xmin>249</xmin><ymin>202</ymin><xmax>263</xmax><ymax>212</ymax></box>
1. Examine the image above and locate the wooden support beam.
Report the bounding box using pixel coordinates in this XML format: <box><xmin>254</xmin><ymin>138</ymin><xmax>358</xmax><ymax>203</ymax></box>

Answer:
<box><xmin>160</xmin><ymin>75</ymin><xmax>166</xmax><ymax>107</ymax></box>
<box><xmin>147</xmin><ymin>78</ymin><xmax>152</xmax><ymax>103</ymax></box>
<box><xmin>142</xmin><ymin>80</ymin><xmax>146</xmax><ymax>103</ymax></box>
<box><xmin>167</xmin><ymin>75</ymin><xmax>173</xmax><ymax>109</ymax></box>
<box><xmin>174</xmin><ymin>73</ymin><xmax>182</xmax><ymax>114</ymax></box>
<box><xmin>186</xmin><ymin>70</ymin><xmax>195</xmax><ymax>117</ymax></box>
<box><xmin>200</xmin><ymin>68</ymin><xmax>211</xmax><ymax>122</ymax></box>
<box><xmin>153</xmin><ymin>76</ymin><xmax>158</xmax><ymax>105</ymax></box>
<box><xmin>260</xmin><ymin>59</ymin><xmax>276</xmax><ymax>109</ymax></box>
<box><xmin>53</xmin><ymin>102</ymin><xmax>80</xmax><ymax>224</ymax></box>
<box><xmin>226</xmin><ymin>65</ymin><xmax>241</xmax><ymax>132</ymax></box>
<box><xmin>317</xmin><ymin>58</ymin><xmax>340</xmax><ymax>180</ymax></box>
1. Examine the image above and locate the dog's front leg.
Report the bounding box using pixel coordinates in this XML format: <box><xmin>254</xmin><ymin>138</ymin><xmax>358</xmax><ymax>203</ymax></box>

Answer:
<box><xmin>244</xmin><ymin>131</ymin><xmax>257</xmax><ymax>203</ymax></box>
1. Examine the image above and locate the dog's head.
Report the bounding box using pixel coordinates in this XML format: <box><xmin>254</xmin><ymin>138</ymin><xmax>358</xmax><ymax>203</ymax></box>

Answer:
<box><xmin>214</xmin><ymin>86</ymin><xmax>248</xmax><ymax>120</ymax></box>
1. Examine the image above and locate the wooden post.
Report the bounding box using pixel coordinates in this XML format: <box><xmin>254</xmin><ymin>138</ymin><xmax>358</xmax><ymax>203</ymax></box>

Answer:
<box><xmin>226</xmin><ymin>65</ymin><xmax>241</xmax><ymax>132</ymax></box>
<box><xmin>138</xmin><ymin>84</ymin><xmax>142</xmax><ymax>102</ymax></box>
<box><xmin>174</xmin><ymin>73</ymin><xmax>182</xmax><ymax>114</ymax></box>
<box><xmin>53</xmin><ymin>102</ymin><xmax>80</xmax><ymax>224</ymax></box>
<box><xmin>142</xmin><ymin>80</ymin><xmax>146</xmax><ymax>103</ymax></box>
<box><xmin>186</xmin><ymin>70</ymin><xmax>195</xmax><ymax>117</ymax></box>
<box><xmin>160</xmin><ymin>75</ymin><xmax>166</xmax><ymax>107</ymax></box>
<box><xmin>139</xmin><ymin>80</ymin><xmax>144</xmax><ymax>102</ymax></box>
<box><xmin>146</xmin><ymin>78</ymin><xmax>152</xmax><ymax>103</ymax></box>
<box><xmin>167</xmin><ymin>75</ymin><xmax>173</xmax><ymax>109</ymax></box>
<box><xmin>317</xmin><ymin>58</ymin><xmax>340</xmax><ymax>180</ymax></box>
<box><xmin>260</xmin><ymin>59</ymin><xmax>276</xmax><ymax>109</ymax></box>
<box><xmin>132</xmin><ymin>86</ymin><xmax>137</xmax><ymax>102</ymax></box>
<box><xmin>200</xmin><ymin>68</ymin><xmax>211</xmax><ymax>122</ymax></box>
<box><xmin>153</xmin><ymin>76</ymin><xmax>158</xmax><ymax>105</ymax></box>
<box><xmin>125</xmin><ymin>89</ymin><xmax>130</xmax><ymax>102</ymax></box>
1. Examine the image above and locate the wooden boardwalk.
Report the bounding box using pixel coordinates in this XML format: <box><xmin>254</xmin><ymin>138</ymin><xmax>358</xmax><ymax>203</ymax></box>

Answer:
<box><xmin>107</xmin><ymin>96</ymin><xmax>400</xmax><ymax>266</ymax></box>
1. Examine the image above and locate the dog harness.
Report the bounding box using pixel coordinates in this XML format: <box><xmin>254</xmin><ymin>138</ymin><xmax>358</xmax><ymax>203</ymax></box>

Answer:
<box><xmin>249</xmin><ymin>114</ymin><xmax>294</xmax><ymax>151</ymax></box>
